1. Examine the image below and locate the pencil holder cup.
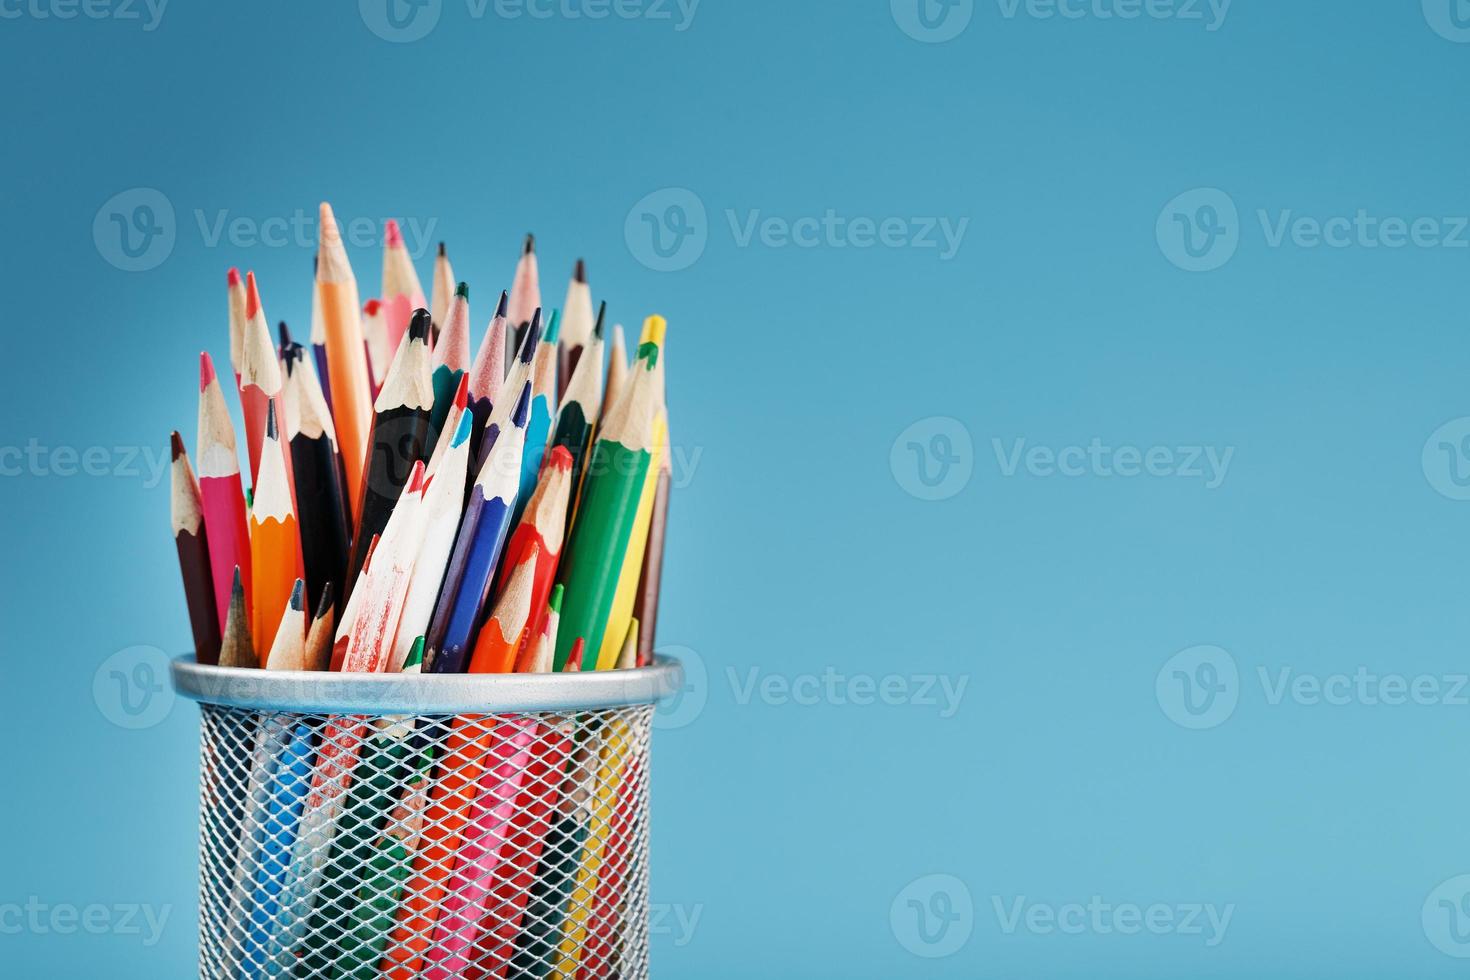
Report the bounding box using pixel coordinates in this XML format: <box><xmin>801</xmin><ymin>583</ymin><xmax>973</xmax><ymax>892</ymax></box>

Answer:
<box><xmin>170</xmin><ymin>656</ymin><xmax>685</xmax><ymax>980</ymax></box>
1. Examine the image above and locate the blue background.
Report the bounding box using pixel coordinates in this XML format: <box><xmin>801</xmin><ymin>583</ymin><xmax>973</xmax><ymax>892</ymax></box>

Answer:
<box><xmin>3</xmin><ymin>0</ymin><xmax>1470</xmax><ymax>976</ymax></box>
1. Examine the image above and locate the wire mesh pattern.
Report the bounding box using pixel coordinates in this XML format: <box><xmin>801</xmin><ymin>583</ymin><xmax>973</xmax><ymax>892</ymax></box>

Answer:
<box><xmin>195</xmin><ymin>702</ymin><xmax>653</xmax><ymax>979</ymax></box>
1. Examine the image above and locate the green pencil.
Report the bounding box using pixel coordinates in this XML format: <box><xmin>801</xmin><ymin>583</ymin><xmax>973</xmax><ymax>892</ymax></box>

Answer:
<box><xmin>553</xmin><ymin>317</ymin><xmax>665</xmax><ymax>672</ymax></box>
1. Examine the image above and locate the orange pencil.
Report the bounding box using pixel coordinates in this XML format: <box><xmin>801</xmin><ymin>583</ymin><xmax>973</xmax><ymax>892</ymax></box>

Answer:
<box><xmin>317</xmin><ymin>201</ymin><xmax>374</xmax><ymax>515</ymax></box>
<box><xmin>249</xmin><ymin>402</ymin><xmax>303</xmax><ymax>660</ymax></box>
<box><xmin>468</xmin><ymin>543</ymin><xmax>540</xmax><ymax>674</ymax></box>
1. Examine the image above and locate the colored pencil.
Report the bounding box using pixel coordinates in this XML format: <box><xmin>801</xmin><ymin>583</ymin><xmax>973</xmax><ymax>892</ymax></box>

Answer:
<box><xmin>509</xmin><ymin>740</ymin><xmax>593</xmax><ymax>978</ymax></box>
<box><xmin>506</xmin><ymin>233</ymin><xmax>540</xmax><ymax>375</ymax></box>
<box><xmin>346</xmin><ymin>309</ymin><xmax>433</xmax><ymax>595</ymax></box>
<box><xmin>381</xmin><ymin>218</ymin><xmax>427</xmax><ymax>357</ymax></box>
<box><xmin>427</xmin><ymin>282</ymin><xmax>471</xmax><ymax>455</ymax></box>
<box><xmin>249</xmin><ymin>402</ymin><xmax>302</xmax><ymax>660</ymax></box>
<box><xmin>361</xmin><ymin>298</ymin><xmax>391</xmax><ymax>401</ymax></box>
<box><xmin>238</xmin><ymin>272</ymin><xmax>286</xmax><ymax>491</ymax></box>
<box><xmin>171</xmin><ymin>431</ymin><xmax>220</xmax><ymax>665</ymax></box>
<box><xmin>262</xmin><ymin>580</ymin><xmax>307</xmax><ymax>671</ymax></box>
<box><xmin>554</xmin><ymin>320</ymin><xmax>665</xmax><ymax>671</ymax></box>
<box><xmin>557</xmin><ymin>259</ymin><xmax>594</xmax><ymax>403</ymax></box>
<box><xmin>424</xmin><ymin>380</ymin><xmax>531</xmax><ymax>675</ymax></box>
<box><xmin>198</xmin><ymin>351</ymin><xmax>252</xmax><ymax>630</ymax></box>
<box><xmin>309</xmin><ymin>256</ymin><xmax>333</xmax><ymax>416</ymax></box>
<box><xmin>478</xmin><ymin>308</ymin><xmax>541</xmax><ymax>476</ymax></box>
<box><xmin>632</xmin><ymin>452</ymin><xmax>669</xmax><ymax>668</ymax></box>
<box><xmin>218</xmin><ymin>567</ymin><xmax>256</xmax><ymax>669</ymax></box>
<box><xmin>317</xmin><ymin>201</ymin><xmax>374</xmax><ymax>516</ymax></box>
<box><xmin>513</xmin><ymin>308</ymin><xmax>559</xmax><ymax>528</ymax></box>
<box><xmin>303</xmin><ymin>583</ymin><xmax>335</xmax><ymax>671</ymax></box>
<box><xmin>243</xmin><ymin>717</ymin><xmax>313</xmax><ymax>977</ymax></box>
<box><xmin>496</xmin><ymin>445</ymin><xmax>574</xmax><ymax>664</ymax></box>
<box><xmin>282</xmin><ymin>342</ymin><xmax>351</xmax><ymax>618</ymax></box>
<box><xmin>467</xmin><ymin>290</ymin><xmax>509</xmax><ymax>469</ymax></box>
<box><xmin>581</xmin><ymin>722</ymin><xmax>643</xmax><ymax>977</ymax></box>
<box><xmin>388</xmin><ymin>408</ymin><xmax>474</xmax><ymax>675</ymax></box>
<box><xmin>615</xmin><ymin>616</ymin><xmax>639</xmax><ymax>671</ymax></box>
<box><xmin>603</xmin><ymin>323</ymin><xmax>628</xmax><ymax>424</ymax></box>
<box><xmin>340</xmin><ymin>460</ymin><xmax>429</xmax><ymax>674</ymax></box>
<box><xmin>227</xmin><ymin>267</ymin><xmax>246</xmax><ymax>387</ymax></box>
<box><xmin>551</xmin><ymin>716</ymin><xmax>633</xmax><ymax>977</ymax></box>
<box><xmin>430</xmin><ymin>241</ymin><xmax>454</xmax><ymax>342</ymax></box>
<box><xmin>551</xmin><ymin>301</ymin><xmax>606</xmax><ymax>525</ymax></box>
<box><xmin>422</xmin><ymin>551</ymin><xmax>542</xmax><ymax>978</ymax></box>
<box><xmin>425</xmin><ymin>372</ymin><xmax>469</xmax><ymax>480</ymax></box>
<box><xmin>515</xmin><ymin>583</ymin><xmax>562</xmax><ymax>675</ymax></box>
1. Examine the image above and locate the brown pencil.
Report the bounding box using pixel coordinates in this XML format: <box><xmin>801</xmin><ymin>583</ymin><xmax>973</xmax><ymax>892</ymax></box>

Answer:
<box><xmin>171</xmin><ymin>431</ymin><xmax>221</xmax><ymax>665</ymax></box>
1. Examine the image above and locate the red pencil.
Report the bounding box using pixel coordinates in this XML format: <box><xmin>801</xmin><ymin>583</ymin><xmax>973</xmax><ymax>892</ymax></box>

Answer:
<box><xmin>197</xmin><ymin>352</ymin><xmax>252</xmax><ymax>630</ymax></box>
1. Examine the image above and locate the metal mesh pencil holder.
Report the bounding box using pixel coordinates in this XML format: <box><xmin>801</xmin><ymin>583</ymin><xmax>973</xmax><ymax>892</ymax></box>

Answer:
<box><xmin>171</xmin><ymin>657</ymin><xmax>685</xmax><ymax>980</ymax></box>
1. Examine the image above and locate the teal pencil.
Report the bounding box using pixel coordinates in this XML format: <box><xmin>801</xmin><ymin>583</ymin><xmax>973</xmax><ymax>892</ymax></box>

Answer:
<box><xmin>513</xmin><ymin>308</ymin><xmax>559</xmax><ymax>529</ymax></box>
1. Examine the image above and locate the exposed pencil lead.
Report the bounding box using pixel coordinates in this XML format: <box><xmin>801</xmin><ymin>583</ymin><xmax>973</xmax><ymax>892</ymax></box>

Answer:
<box><xmin>227</xmin><ymin>267</ymin><xmax>241</xmax><ymax>287</ymax></box>
<box><xmin>277</xmin><ymin>321</ymin><xmax>292</xmax><ymax>350</ymax></box>
<box><xmin>455</xmin><ymin>281</ymin><xmax>469</xmax><ymax>300</ymax></box>
<box><xmin>385</xmin><ymin>218</ymin><xmax>404</xmax><ymax>248</ymax></box>
<box><xmin>593</xmin><ymin>301</ymin><xmax>607</xmax><ymax>340</ymax></box>
<box><xmin>437</xmin><ymin>241</ymin><xmax>446</xmax><ymax>257</ymax></box>
<box><xmin>408</xmin><ymin>308</ymin><xmax>432</xmax><ymax>342</ymax></box>
<box><xmin>199</xmin><ymin>351</ymin><xmax>217</xmax><ymax>391</ymax></box>
<box><xmin>266</xmin><ymin>399</ymin><xmax>278</xmax><ymax>440</ymax></box>
<box><xmin>314</xmin><ymin>582</ymin><xmax>334</xmax><ymax>620</ymax></box>
<box><xmin>574</xmin><ymin>258</ymin><xmax>586</xmax><ymax>283</ymax></box>
<box><xmin>523</xmin><ymin>233</ymin><xmax>535</xmax><ymax>255</ymax></box>
<box><xmin>288</xmin><ymin>578</ymin><xmax>305</xmax><ymax>611</ymax></box>
<box><xmin>170</xmin><ymin>430</ymin><xmax>185</xmax><ymax>460</ymax></box>
<box><xmin>245</xmin><ymin>270</ymin><xmax>261</xmax><ymax>320</ymax></box>
<box><xmin>496</xmin><ymin>290</ymin><xmax>509</xmax><ymax>319</ymax></box>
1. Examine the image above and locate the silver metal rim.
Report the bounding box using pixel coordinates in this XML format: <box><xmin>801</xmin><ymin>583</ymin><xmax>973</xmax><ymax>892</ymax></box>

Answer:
<box><xmin>170</xmin><ymin>654</ymin><xmax>686</xmax><ymax>713</ymax></box>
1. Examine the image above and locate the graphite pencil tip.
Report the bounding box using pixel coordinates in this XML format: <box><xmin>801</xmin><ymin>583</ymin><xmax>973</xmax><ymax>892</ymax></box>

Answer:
<box><xmin>170</xmin><ymin>430</ymin><xmax>185</xmax><ymax>460</ymax></box>
<box><xmin>523</xmin><ymin>233</ymin><xmax>535</xmax><ymax>255</ymax></box>
<box><xmin>593</xmin><ymin>300</ymin><xmax>607</xmax><ymax>340</ymax></box>
<box><xmin>437</xmin><ymin>241</ymin><xmax>446</xmax><ymax>257</ymax></box>
<box><xmin>288</xmin><ymin>578</ymin><xmax>305</xmax><ymax>611</ymax></box>
<box><xmin>314</xmin><ymin>582</ymin><xmax>334</xmax><ymax>620</ymax></box>
<box><xmin>574</xmin><ymin>258</ymin><xmax>586</xmax><ymax>283</ymax></box>
<box><xmin>496</xmin><ymin>290</ymin><xmax>509</xmax><ymax>319</ymax></box>
<box><xmin>266</xmin><ymin>399</ymin><xmax>279</xmax><ymax>440</ymax></box>
<box><xmin>277</xmin><ymin>321</ymin><xmax>293</xmax><ymax>349</ymax></box>
<box><xmin>408</xmin><ymin>308</ymin><xmax>432</xmax><ymax>342</ymax></box>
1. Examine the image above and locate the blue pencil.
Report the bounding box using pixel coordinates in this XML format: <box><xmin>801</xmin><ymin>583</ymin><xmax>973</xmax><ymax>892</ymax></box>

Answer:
<box><xmin>241</xmin><ymin>722</ymin><xmax>314</xmax><ymax>977</ymax></box>
<box><xmin>425</xmin><ymin>381</ymin><xmax>532</xmax><ymax>674</ymax></box>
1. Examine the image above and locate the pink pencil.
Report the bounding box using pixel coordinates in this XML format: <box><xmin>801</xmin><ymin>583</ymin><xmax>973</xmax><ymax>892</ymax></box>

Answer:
<box><xmin>382</xmin><ymin>218</ymin><xmax>427</xmax><ymax>356</ymax></box>
<box><xmin>196</xmin><ymin>352</ymin><xmax>252</xmax><ymax>629</ymax></box>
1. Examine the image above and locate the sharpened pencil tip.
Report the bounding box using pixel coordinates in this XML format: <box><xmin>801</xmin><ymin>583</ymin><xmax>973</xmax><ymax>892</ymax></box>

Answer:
<box><xmin>170</xmin><ymin>430</ymin><xmax>185</xmax><ymax>460</ymax></box>
<box><xmin>566</xmin><ymin>637</ymin><xmax>585</xmax><ymax>672</ymax></box>
<box><xmin>513</xmin><ymin>381</ymin><xmax>531</xmax><ymax>428</ymax></box>
<box><xmin>277</xmin><ymin>321</ymin><xmax>292</xmax><ymax>349</ymax></box>
<box><xmin>495</xmin><ymin>290</ymin><xmax>509</xmax><ymax>319</ymax></box>
<box><xmin>245</xmin><ymin>271</ymin><xmax>261</xmax><ymax>320</ymax></box>
<box><xmin>314</xmin><ymin>582</ymin><xmax>334</xmax><ymax>620</ymax></box>
<box><xmin>549</xmin><ymin>583</ymin><xmax>564</xmax><ymax>614</ymax></box>
<box><xmin>409</xmin><ymin>309</ymin><xmax>432</xmax><ymax>342</ymax></box>
<box><xmin>405</xmin><ymin>635</ymin><xmax>426</xmax><ymax>670</ymax></box>
<box><xmin>289</xmin><ymin>578</ymin><xmax>305</xmax><ymax>611</ymax></box>
<box><xmin>593</xmin><ymin>301</ymin><xmax>607</xmax><ymax>340</ymax></box>
<box><xmin>522</xmin><ymin>233</ymin><xmax>535</xmax><ymax>254</ymax></box>
<box><xmin>266</xmin><ymin>399</ymin><xmax>279</xmax><ymax>440</ymax></box>
<box><xmin>544</xmin><ymin>309</ymin><xmax>561</xmax><ymax>345</ymax></box>
<box><xmin>574</xmin><ymin>258</ymin><xmax>585</xmax><ymax>283</ymax></box>
<box><xmin>227</xmin><ymin>267</ymin><xmax>241</xmax><ymax>287</ymax></box>
<box><xmin>453</xmin><ymin>372</ymin><xmax>470</xmax><ymax>409</ymax></box>
<box><xmin>199</xmin><ymin>351</ymin><xmax>217</xmax><ymax>391</ymax></box>
<box><xmin>437</xmin><ymin>241</ymin><xmax>446</xmax><ymax>257</ymax></box>
<box><xmin>385</xmin><ymin>218</ymin><xmax>403</xmax><ymax>248</ymax></box>
<box><xmin>455</xmin><ymin>281</ymin><xmax>469</xmax><ymax>300</ymax></box>
<box><xmin>546</xmin><ymin>445</ymin><xmax>573</xmax><ymax>471</ymax></box>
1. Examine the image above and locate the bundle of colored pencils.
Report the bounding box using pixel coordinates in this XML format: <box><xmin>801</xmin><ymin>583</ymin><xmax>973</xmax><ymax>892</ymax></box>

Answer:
<box><xmin>169</xmin><ymin>203</ymin><xmax>674</xmax><ymax>976</ymax></box>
